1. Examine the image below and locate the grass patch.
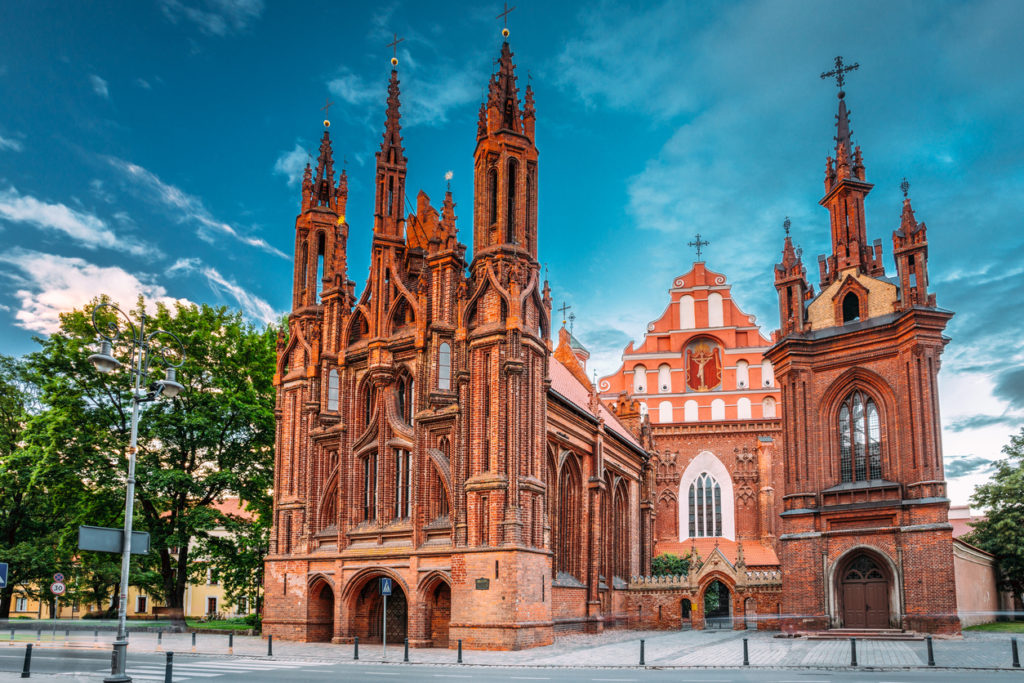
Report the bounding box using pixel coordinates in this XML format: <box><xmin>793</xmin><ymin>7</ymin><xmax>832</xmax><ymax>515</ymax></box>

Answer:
<box><xmin>964</xmin><ymin>621</ymin><xmax>1024</xmax><ymax>632</ymax></box>
<box><xmin>185</xmin><ymin>617</ymin><xmax>251</xmax><ymax>631</ymax></box>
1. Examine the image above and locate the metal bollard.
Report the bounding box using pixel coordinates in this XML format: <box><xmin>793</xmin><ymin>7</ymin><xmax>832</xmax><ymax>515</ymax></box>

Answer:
<box><xmin>156</xmin><ymin>630</ymin><xmax>162</xmax><ymax>651</ymax></box>
<box><xmin>35</xmin><ymin>629</ymin><xmax>40</xmax><ymax>643</ymax></box>
<box><xmin>926</xmin><ymin>635</ymin><xmax>934</xmax><ymax>666</ymax></box>
<box><xmin>94</xmin><ymin>630</ymin><xmax>98</xmax><ymax>643</ymax></box>
<box><xmin>9</xmin><ymin>628</ymin><xmax>14</xmax><ymax>643</ymax></box>
<box><xmin>850</xmin><ymin>637</ymin><xmax>858</xmax><ymax>667</ymax></box>
<box><xmin>164</xmin><ymin>651</ymin><xmax>173</xmax><ymax>683</ymax></box>
<box><xmin>457</xmin><ymin>639</ymin><xmax>462</xmax><ymax>664</ymax></box>
<box><xmin>1012</xmin><ymin>637</ymin><xmax>1020</xmax><ymax>668</ymax></box>
<box><xmin>267</xmin><ymin>634</ymin><xmax>273</xmax><ymax>657</ymax></box>
<box><xmin>21</xmin><ymin>643</ymin><xmax>32</xmax><ymax>679</ymax></box>
<box><xmin>743</xmin><ymin>637</ymin><xmax>749</xmax><ymax>666</ymax></box>
<box><xmin>354</xmin><ymin>636</ymin><xmax>359</xmax><ymax>660</ymax></box>
<box><xmin>191</xmin><ymin>631</ymin><xmax>196</xmax><ymax>652</ymax></box>
<box><xmin>639</xmin><ymin>639</ymin><xmax>645</xmax><ymax>666</ymax></box>
<box><xmin>404</xmin><ymin>636</ymin><xmax>409</xmax><ymax>662</ymax></box>
<box><xmin>228</xmin><ymin>631</ymin><xmax>234</xmax><ymax>654</ymax></box>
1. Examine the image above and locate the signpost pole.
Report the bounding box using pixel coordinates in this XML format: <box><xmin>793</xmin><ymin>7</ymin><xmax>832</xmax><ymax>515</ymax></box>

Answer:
<box><xmin>383</xmin><ymin>592</ymin><xmax>387</xmax><ymax>660</ymax></box>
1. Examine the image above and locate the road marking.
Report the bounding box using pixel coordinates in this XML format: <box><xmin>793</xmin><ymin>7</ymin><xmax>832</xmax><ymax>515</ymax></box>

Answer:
<box><xmin>433</xmin><ymin>676</ymin><xmax>472</xmax><ymax>679</ymax></box>
<box><xmin>510</xmin><ymin>678</ymin><xmax>551</xmax><ymax>681</ymax></box>
<box><xmin>363</xmin><ymin>674</ymin><xmax>401</xmax><ymax>677</ymax></box>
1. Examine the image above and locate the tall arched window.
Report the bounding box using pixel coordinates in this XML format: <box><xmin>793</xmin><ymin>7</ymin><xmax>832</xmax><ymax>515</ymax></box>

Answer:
<box><xmin>658</xmin><ymin>400</ymin><xmax>673</xmax><ymax>423</ymax></box>
<box><xmin>316</xmin><ymin>232</ymin><xmax>326</xmax><ymax>302</ymax></box>
<box><xmin>679</xmin><ymin>295</ymin><xmax>695</xmax><ymax>329</ymax></box>
<box><xmin>327</xmin><ymin>369</ymin><xmax>339</xmax><ymax>411</ymax></box>
<box><xmin>761</xmin><ymin>360</ymin><xmax>775</xmax><ymax>387</ymax></box>
<box><xmin>737</xmin><ymin>397</ymin><xmax>751</xmax><ymax>420</ymax></box>
<box><xmin>684</xmin><ymin>399</ymin><xmax>699</xmax><ymax>422</ymax></box>
<box><xmin>735</xmin><ymin>359</ymin><xmax>749</xmax><ymax>388</ymax></box>
<box><xmin>632</xmin><ymin>364</ymin><xmax>647</xmax><ymax>393</ymax></box>
<box><xmin>688</xmin><ymin>472</ymin><xmax>722</xmax><ymax>537</ymax></box>
<box><xmin>708</xmin><ymin>292</ymin><xmax>724</xmax><ymax>327</ymax></box>
<box><xmin>396</xmin><ymin>374</ymin><xmax>413</xmax><ymax>424</ymax></box>
<box><xmin>762</xmin><ymin>396</ymin><xmax>776</xmax><ymax>418</ymax></box>
<box><xmin>839</xmin><ymin>390</ymin><xmax>882</xmax><ymax>482</ymax></box>
<box><xmin>556</xmin><ymin>456</ymin><xmax>582</xmax><ymax>579</ymax></box>
<box><xmin>438</xmin><ymin>342</ymin><xmax>452</xmax><ymax>390</ymax></box>
<box><xmin>711</xmin><ymin>398</ymin><xmax>725</xmax><ymax>420</ymax></box>
<box><xmin>842</xmin><ymin>292</ymin><xmax>861</xmax><ymax>323</ymax></box>
<box><xmin>363</xmin><ymin>452</ymin><xmax>377</xmax><ymax>521</ymax></box>
<box><xmin>488</xmin><ymin>168</ymin><xmax>498</xmax><ymax>226</ymax></box>
<box><xmin>658</xmin><ymin>363</ymin><xmax>672</xmax><ymax>393</ymax></box>
<box><xmin>506</xmin><ymin>158</ymin><xmax>518</xmax><ymax>243</ymax></box>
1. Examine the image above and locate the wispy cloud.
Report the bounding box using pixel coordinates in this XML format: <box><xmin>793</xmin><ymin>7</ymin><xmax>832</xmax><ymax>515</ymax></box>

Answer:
<box><xmin>0</xmin><ymin>134</ymin><xmax>22</xmax><ymax>152</ymax></box>
<box><xmin>89</xmin><ymin>74</ymin><xmax>109</xmax><ymax>98</ymax></box>
<box><xmin>273</xmin><ymin>144</ymin><xmax>308</xmax><ymax>186</ymax></box>
<box><xmin>159</xmin><ymin>0</ymin><xmax>264</xmax><ymax>36</ymax></box>
<box><xmin>0</xmin><ymin>248</ymin><xmax>185</xmax><ymax>334</ymax></box>
<box><xmin>106</xmin><ymin>157</ymin><xmax>287</xmax><ymax>259</ymax></box>
<box><xmin>168</xmin><ymin>257</ymin><xmax>279</xmax><ymax>324</ymax></box>
<box><xmin>0</xmin><ymin>186</ymin><xmax>154</xmax><ymax>257</ymax></box>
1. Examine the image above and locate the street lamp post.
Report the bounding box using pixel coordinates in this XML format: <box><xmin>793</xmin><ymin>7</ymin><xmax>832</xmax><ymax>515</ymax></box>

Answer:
<box><xmin>87</xmin><ymin>302</ymin><xmax>184</xmax><ymax>683</ymax></box>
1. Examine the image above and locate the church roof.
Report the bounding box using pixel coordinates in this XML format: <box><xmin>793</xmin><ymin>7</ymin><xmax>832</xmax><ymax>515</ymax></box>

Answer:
<box><xmin>655</xmin><ymin>538</ymin><xmax>779</xmax><ymax>568</ymax></box>
<box><xmin>548</xmin><ymin>356</ymin><xmax>642</xmax><ymax>450</ymax></box>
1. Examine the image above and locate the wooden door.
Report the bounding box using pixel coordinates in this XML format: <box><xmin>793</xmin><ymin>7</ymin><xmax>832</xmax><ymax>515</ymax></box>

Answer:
<box><xmin>842</xmin><ymin>583</ymin><xmax>867</xmax><ymax>628</ymax></box>
<box><xmin>840</xmin><ymin>554</ymin><xmax>890</xmax><ymax>629</ymax></box>
<box><xmin>865</xmin><ymin>581</ymin><xmax>889</xmax><ymax>628</ymax></box>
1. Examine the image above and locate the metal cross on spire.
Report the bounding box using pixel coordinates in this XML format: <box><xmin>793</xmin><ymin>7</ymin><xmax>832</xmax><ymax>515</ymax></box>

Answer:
<box><xmin>783</xmin><ymin>216</ymin><xmax>791</xmax><ymax>236</ymax></box>
<box><xmin>568</xmin><ymin>312</ymin><xmax>576</xmax><ymax>334</ymax></box>
<box><xmin>901</xmin><ymin>177</ymin><xmax>910</xmax><ymax>198</ymax></box>
<box><xmin>688</xmin><ymin>233</ymin><xmax>710</xmax><ymax>261</ymax></box>
<box><xmin>321</xmin><ymin>97</ymin><xmax>334</xmax><ymax>121</ymax></box>
<box><xmin>821</xmin><ymin>55</ymin><xmax>859</xmax><ymax>91</ymax></box>
<box><xmin>498</xmin><ymin>1</ymin><xmax>516</xmax><ymax>27</ymax></box>
<box><xmin>387</xmin><ymin>33</ymin><xmax>405</xmax><ymax>65</ymax></box>
<box><xmin>558</xmin><ymin>301</ymin><xmax>572</xmax><ymax>326</ymax></box>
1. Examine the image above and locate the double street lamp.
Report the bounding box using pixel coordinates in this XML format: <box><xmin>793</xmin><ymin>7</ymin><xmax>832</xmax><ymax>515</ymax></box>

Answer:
<box><xmin>87</xmin><ymin>302</ymin><xmax>185</xmax><ymax>683</ymax></box>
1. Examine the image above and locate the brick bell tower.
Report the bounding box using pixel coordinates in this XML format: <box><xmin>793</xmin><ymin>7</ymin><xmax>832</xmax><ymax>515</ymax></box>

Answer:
<box><xmin>765</xmin><ymin>57</ymin><xmax>958</xmax><ymax>635</ymax></box>
<box><xmin>449</xmin><ymin>30</ymin><xmax>553</xmax><ymax>649</ymax></box>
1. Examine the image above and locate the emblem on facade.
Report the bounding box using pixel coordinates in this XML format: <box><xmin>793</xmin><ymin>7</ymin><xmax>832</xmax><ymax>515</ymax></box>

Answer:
<box><xmin>685</xmin><ymin>340</ymin><xmax>722</xmax><ymax>392</ymax></box>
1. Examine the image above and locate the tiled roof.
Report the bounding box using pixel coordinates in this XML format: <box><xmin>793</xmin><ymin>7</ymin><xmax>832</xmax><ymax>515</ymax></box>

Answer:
<box><xmin>655</xmin><ymin>537</ymin><xmax>779</xmax><ymax>568</ymax></box>
<box><xmin>548</xmin><ymin>357</ymin><xmax>643</xmax><ymax>450</ymax></box>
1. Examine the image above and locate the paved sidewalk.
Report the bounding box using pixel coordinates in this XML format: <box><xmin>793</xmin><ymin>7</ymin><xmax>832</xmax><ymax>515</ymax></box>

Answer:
<box><xmin>4</xmin><ymin>628</ymin><xmax>1020</xmax><ymax>670</ymax></box>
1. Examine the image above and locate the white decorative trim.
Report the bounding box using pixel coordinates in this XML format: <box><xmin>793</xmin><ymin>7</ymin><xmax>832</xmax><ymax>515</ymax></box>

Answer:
<box><xmin>678</xmin><ymin>451</ymin><xmax>735</xmax><ymax>541</ymax></box>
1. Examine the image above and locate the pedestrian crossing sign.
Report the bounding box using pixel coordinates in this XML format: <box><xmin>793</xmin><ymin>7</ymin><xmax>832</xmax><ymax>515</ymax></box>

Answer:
<box><xmin>380</xmin><ymin>577</ymin><xmax>392</xmax><ymax>596</ymax></box>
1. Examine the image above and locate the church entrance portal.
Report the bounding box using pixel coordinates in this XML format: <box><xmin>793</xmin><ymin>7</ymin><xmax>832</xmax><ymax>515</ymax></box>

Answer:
<box><xmin>356</xmin><ymin>577</ymin><xmax>408</xmax><ymax>643</ymax></box>
<box><xmin>840</xmin><ymin>554</ymin><xmax>890</xmax><ymax>629</ymax></box>
<box><xmin>680</xmin><ymin>598</ymin><xmax>692</xmax><ymax>629</ymax></box>
<box><xmin>703</xmin><ymin>580</ymin><xmax>732</xmax><ymax>629</ymax></box>
<box><xmin>307</xmin><ymin>580</ymin><xmax>334</xmax><ymax>642</ymax></box>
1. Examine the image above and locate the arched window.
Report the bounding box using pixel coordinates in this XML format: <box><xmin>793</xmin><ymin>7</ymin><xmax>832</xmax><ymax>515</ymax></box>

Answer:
<box><xmin>396</xmin><ymin>373</ymin><xmax>414</xmax><ymax>424</ymax></box>
<box><xmin>737</xmin><ymin>397</ymin><xmax>751</xmax><ymax>420</ymax></box>
<box><xmin>393</xmin><ymin>449</ymin><xmax>411</xmax><ymax>520</ymax></box>
<box><xmin>362</xmin><ymin>452</ymin><xmax>377</xmax><ymax>521</ymax></box>
<box><xmin>762</xmin><ymin>396</ymin><xmax>776</xmax><ymax>418</ymax></box>
<box><xmin>438</xmin><ymin>342</ymin><xmax>452</xmax><ymax>391</ymax></box>
<box><xmin>387</xmin><ymin>176</ymin><xmax>395</xmax><ymax>217</ymax></box>
<box><xmin>842</xmin><ymin>292</ymin><xmax>861</xmax><ymax>323</ymax></box>
<box><xmin>684</xmin><ymin>399</ymin><xmax>699</xmax><ymax>422</ymax></box>
<box><xmin>708</xmin><ymin>292</ymin><xmax>724</xmax><ymax>327</ymax></box>
<box><xmin>633</xmin><ymin>364</ymin><xmax>647</xmax><ymax>394</ymax></box>
<box><xmin>327</xmin><ymin>369</ymin><xmax>339</xmax><ymax>411</ymax></box>
<box><xmin>658</xmin><ymin>363</ymin><xmax>672</xmax><ymax>393</ymax></box>
<box><xmin>556</xmin><ymin>456</ymin><xmax>583</xmax><ymax>579</ymax></box>
<box><xmin>613</xmin><ymin>483</ymin><xmax>629</xmax><ymax>579</ymax></box>
<box><xmin>362</xmin><ymin>381</ymin><xmax>377</xmax><ymax>427</ymax></box>
<box><xmin>658</xmin><ymin>400</ymin><xmax>673</xmax><ymax>423</ymax></box>
<box><xmin>688</xmin><ymin>472</ymin><xmax>722</xmax><ymax>537</ymax></box>
<box><xmin>711</xmin><ymin>398</ymin><xmax>725</xmax><ymax>421</ymax></box>
<box><xmin>735</xmin><ymin>359</ymin><xmax>749</xmax><ymax>388</ymax></box>
<box><xmin>316</xmin><ymin>232</ymin><xmax>326</xmax><ymax>302</ymax></box>
<box><xmin>506</xmin><ymin>158</ymin><xmax>518</xmax><ymax>243</ymax></box>
<box><xmin>488</xmin><ymin>168</ymin><xmax>498</xmax><ymax>226</ymax></box>
<box><xmin>761</xmin><ymin>360</ymin><xmax>774</xmax><ymax>387</ymax></box>
<box><xmin>679</xmin><ymin>295</ymin><xmax>695</xmax><ymax>329</ymax></box>
<box><xmin>839</xmin><ymin>390</ymin><xmax>882</xmax><ymax>482</ymax></box>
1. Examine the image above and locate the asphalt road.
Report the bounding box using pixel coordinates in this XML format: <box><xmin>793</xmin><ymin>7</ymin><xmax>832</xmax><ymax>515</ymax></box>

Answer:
<box><xmin>0</xmin><ymin>647</ymin><xmax>1022</xmax><ymax>682</ymax></box>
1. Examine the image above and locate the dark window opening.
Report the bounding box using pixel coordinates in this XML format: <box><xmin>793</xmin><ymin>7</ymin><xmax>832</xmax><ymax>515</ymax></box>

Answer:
<box><xmin>387</xmin><ymin>176</ymin><xmax>394</xmax><ymax>217</ymax></box>
<box><xmin>842</xmin><ymin>292</ymin><xmax>860</xmax><ymax>323</ymax></box>
<box><xmin>506</xmin><ymin>158</ymin><xmax>518</xmax><ymax>243</ymax></box>
<box><xmin>488</xmin><ymin>168</ymin><xmax>498</xmax><ymax>226</ymax></box>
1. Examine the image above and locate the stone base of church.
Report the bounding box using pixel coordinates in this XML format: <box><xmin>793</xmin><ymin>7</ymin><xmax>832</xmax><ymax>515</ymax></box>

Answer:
<box><xmin>447</xmin><ymin>622</ymin><xmax>554</xmax><ymax>650</ymax></box>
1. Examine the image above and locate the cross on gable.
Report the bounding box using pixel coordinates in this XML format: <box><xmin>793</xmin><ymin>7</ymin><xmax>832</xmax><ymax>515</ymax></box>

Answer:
<box><xmin>688</xmin><ymin>233</ymin><xmax>710</xmax><ymax>261</ymax></box>
<box><xmin>820</xmin><ymin>55</ymin><xmax>859</xmax><ymax>91</ymax></box>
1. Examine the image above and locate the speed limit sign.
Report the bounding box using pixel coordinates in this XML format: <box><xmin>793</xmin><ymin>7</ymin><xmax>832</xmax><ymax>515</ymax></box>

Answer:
<box><xmin>50</xmin><ymin>582</ymin><xmax>65</xmax><ymax>595</ymax></box>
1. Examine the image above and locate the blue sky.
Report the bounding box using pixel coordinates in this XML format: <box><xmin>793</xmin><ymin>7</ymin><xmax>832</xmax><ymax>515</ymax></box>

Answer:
<box><xmin>1</xmin><ymin>1</ymin><xmax>1022</xmax><ymax>504</ymax></box>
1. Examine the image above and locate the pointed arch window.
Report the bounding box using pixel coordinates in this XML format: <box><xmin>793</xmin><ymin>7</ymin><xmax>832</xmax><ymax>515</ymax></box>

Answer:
<box><xmin>438</xmin><ymin>342</ymin><xmax>452</xmax><ymax>390</ymax></box>
<box><xmin>839</xmin><ymin>390</ymin><xmax>882</xmax><ymax>482</ymax></box>
<box><xmin>488</xmin><ymin>168</ymin><xmax>498</xmax><ymax>226</ymax></box>
<box><xmin>688</xmin><ymin>472</ymin><xmax>722</xmax><ymax>537</ymax></box>
<box><xmin>506</xmin><ymin>158</ymin><xmax>518</xmax><ymax>243</ymax></box>
<box><xmin>393</xmin><ymin>449</ymin><xmax>411</xmax><ymax>520</ymax></box>
<box><xmin>396</xmin><ymin>373</ymin><xmax>414</xmax><ymax>424</ymax></box>
<box><xmin>842</xmin><ymin>292</ymin><xmax>861</xmax><ymax>323</ymax></box>
<box><xmin>327</xmin><ymin>369</ymin><xmax>339</xmax><ymax>411</ymax></box>
<box><xmin>316</xmin><ymin>232</ymin><xmax>326</xmax><ymax>302</ymax></box>
<box><xmin>362</xmin><ymin>452</ymin><xmax>378</xmax><ymax>522</ymax></box>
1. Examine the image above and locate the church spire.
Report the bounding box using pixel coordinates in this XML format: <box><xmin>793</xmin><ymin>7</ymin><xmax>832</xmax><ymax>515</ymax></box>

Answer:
<box><xmin>487</xmin><ymin>41</ymin><xmax>524</xmax><ymax>136</ymax></box>
<box><xmin>311</xmin><ymin>128</ymin><xmax>337</xmax><ymax>208</ymax></box>
<box><xmin>373</xmin><ymin>63</ymin><xmax>407</xmax><ymax>239</ymax></box>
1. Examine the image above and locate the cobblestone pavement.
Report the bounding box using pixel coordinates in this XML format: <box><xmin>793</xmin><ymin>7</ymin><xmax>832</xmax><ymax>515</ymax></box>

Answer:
<box><xmin>4</xmin><ymin>628</ymin><xmax>1020</xmax><ymax>669</ymax></box>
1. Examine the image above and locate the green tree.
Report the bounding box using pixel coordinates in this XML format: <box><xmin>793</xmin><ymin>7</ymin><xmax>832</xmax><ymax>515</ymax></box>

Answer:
<box><xmin>25</xmin><ymin>298</ymin><xmax>277</xmax><ymax>612</ymax></box>
<box><xmin>965</xmin><ymin>426</ymin><xmax>1024</xmax><ymax>613</ymax></box>
<box><xmin>196</xmin><ymin>498</ymin><xmax>270</xmax><ymax>622</ymax></box>
<box><xmin>651</xmin><ymin>552</ymin><xmax>691</xmax><ymax>577</ymax></box>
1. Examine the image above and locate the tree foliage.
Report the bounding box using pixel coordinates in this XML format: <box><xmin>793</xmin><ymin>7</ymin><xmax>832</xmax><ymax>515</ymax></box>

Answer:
<box><xmin>965</xmin><ymin>427</ymin><xmax>1024</xmax><ymax>611</ymax></box>
<box><xmin>651</xmin><ymin>552</ymin><xmax>691</xmax><ymax>577</ymax></box>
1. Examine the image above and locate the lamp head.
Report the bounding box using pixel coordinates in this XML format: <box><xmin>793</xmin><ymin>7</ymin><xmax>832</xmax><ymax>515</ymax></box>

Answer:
<box><xmin>87</xmin><ymin>340</ymin><xmax>122</xmax><ymax>374</ymax></box>
<box><xmin>158</xmin><ymin>367</ymin><xmax>184</xmax><ymax>399</ymax></box>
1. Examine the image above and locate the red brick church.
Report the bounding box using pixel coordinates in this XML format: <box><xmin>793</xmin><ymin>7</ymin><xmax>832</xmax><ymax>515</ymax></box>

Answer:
<box><xmin>263</xmin><ymin>38</ymin><xmax>961</xmax><ymax>647</ymax></box>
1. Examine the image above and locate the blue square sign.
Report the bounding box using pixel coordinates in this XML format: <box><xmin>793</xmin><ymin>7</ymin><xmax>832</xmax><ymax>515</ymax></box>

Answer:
<box><xmin>0</xmin><ymin>563</ymin><xmax>7</xmax><ymax>589</ymax></box>
<box><xmin>380</xmin><ymin>577</ymin><xmax>392</xmax><ymax>596</ymax></box>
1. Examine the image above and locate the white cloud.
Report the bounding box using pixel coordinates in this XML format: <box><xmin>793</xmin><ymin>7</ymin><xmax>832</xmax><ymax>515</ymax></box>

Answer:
<box><xmin>136</xmin><ymin>78</ymin><xmax>152</xmax><ymax>90</ymax></box>
<box><xmin>0</xmin><ymin>186</ymin><xmax>154</xmax><ymax>257</ymax></box>
<box><xmin>106</xmin><ymin>157</ymin><xmax>287</xmax><ymax>259</ymax></box>
<box><xmin>273</xmin><ymin>144</ymin><xmax>308</xmax><ymax>186</ymax></box>
<box><xmin>0</xmin><ymin>134</ymin><xmax>22</xmax><ymax>152</ymax></box>
<box><xmin>0</xmin><ymin>249</ymin><xmax>185</xmax><ymax>334</ymax></box>
<box><xmin>168</xmin><ymin>257</ymin><xmax>279</xmax><ymax>324</ymax></box>
<box><xmin>89</xmin><ymin>74</ymin><xmax>109</xmax><ymax>99</ymax></box>
<box><xmin>159</xmin><ymin>0</ymin><xmax>264</xmax><ymax>36</ymax></box>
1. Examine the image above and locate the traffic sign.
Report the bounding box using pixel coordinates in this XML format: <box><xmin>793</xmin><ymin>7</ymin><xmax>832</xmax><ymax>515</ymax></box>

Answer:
<box><xmin>53</xmin><ymin>573</ymin><xmax>64</xmax><ymax>583</ymax></box>
<box><xmin>380</xmin><ymin>577</ymin><xmax>392</xmax><ymax>596</ymax></box>
<box><xmin>0</xmin><ymin>563</ymin><xmax>7</xmax><ymax>589</ymax></box>
<box><xmin>50</xmin><ymin>582</ymin><xmax>65</xmax><ymax>596</ymax></box>
<box><xmin>77</xmin><ymin>525</ymin><xmax>150</xmax><ymax>555</ymax></box>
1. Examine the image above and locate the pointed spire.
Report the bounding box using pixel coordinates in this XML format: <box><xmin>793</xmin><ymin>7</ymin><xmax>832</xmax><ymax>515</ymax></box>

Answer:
<box><xmin>380</xmin><ymin>69</ymin><xmax>405</xmax><ymax>163</ymax></box>
<box><xmin>487</xmin><ymin>41</ymin><xmax>522</xmax><ymax>134</ymax></box>
<box><xmin>374</xmin><ymin>65</ymin><xmax>407</xmax><ymax>238</ymax></box>
<box><xmin>834</xmin><ymin>90</ymin><xmax>853</xmax><ymax>161</ymax></box>
<box><xmin>312</xmin><ymin>129</ymin><xmax>336</xmax><ymax>207</ymax></box>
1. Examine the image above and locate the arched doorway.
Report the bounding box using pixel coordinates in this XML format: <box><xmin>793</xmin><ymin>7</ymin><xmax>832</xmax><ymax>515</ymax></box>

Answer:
<box><xmin>840</xmin><ymin>553</ymin><xmax>890</xmax><ymax>629</ymax></box>
<box><xmin>355</xmin><ymin>576</ymin><xmax>408</xmax><ymax>643</ymax></box>
<box><xmin>744</xmin><ymin>597</ymin><xmax>757</xmax><ymax>630</ymax></box>
<box><xmin>429</xmin><ymin>582</ymin><xmax>451</xmax><ymax>647</ymax></box>
<box><xmin>680</xmin><ymin>598</ymin><xmax>692</xmax><ymax>630</ymax></box>
<box><xmin>307</xmin><ymin>579</ymin><xmax>334</xmax><ymax>642</ymax></box>
<box><xmin>703</xmin><ymin>580</ymin><xmax>732</xmax><ymax>629</ymax></box>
